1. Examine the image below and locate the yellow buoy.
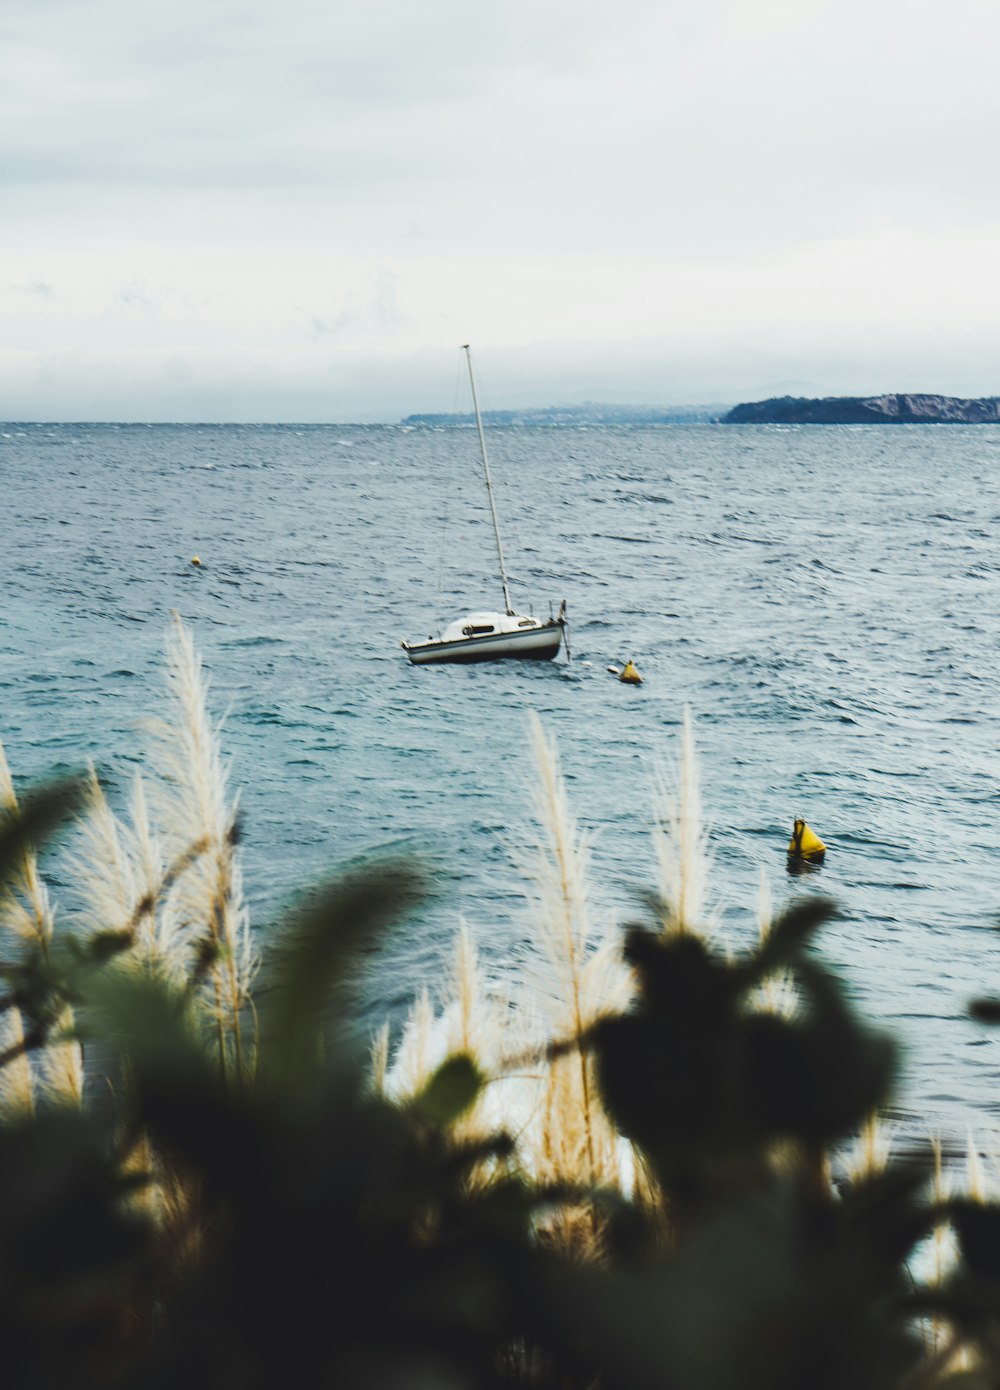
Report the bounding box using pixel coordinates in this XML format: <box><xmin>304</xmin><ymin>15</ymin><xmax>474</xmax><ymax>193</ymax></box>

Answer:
<box><xmin>191</xmin><ymin>555</ymin><xmax>202</xmax><ymax>566</ymax></box>
<box><xmin>619</xmin><ymin>660</ymin><xmax>642</xmax><ymax>685</ymax></box>
<box><xmin>788</xmin><ymin>818</ymin><xmax>826</xmax><ymax>863</ymax></box>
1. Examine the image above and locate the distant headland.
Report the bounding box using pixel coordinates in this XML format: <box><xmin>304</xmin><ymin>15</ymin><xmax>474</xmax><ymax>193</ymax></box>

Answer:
<box><xmin>723</xmin><ymin>393</ymin><xmax>1000</xmax><ymax>424</ymax></box>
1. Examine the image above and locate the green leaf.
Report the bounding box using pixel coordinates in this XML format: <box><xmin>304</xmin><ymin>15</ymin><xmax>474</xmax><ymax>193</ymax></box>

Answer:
<box><xmin>739</xmin><ymin>897</ymin><xmax>837</xmax><ymax>992</ymax></box>
<box><xmin>411</xmin><ymin>1054</ymin><xmax>483</xmax><ymax>1128</ymax></box>
<box><xmin>81</xmin><ymin>971</ymin><xmax>207</xmax><ymax>1082</ymax></box>
<box><xmin>261</xmin><ymin>859</ymin><xmax>425</xmax><ymax>1089</ymax></box>
<box><xmin>0</xmin><ymin>777</ymin><xmax>86</xmax><ymax>886</ymax></box>
<box><xmin>951</xmin><ymin>1200</ymin><xmax>1000</xmax><ymax>1280</ymax></box>
<box><xmin>968</xmin><ymin>997</ymin><xmax>1000</xmax><ymax>1025</ymax></box>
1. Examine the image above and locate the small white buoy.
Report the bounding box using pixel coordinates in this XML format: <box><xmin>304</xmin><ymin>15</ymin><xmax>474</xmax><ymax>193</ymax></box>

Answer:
<box><xmin>607</xmin><ymin>665</ymin><xmax>620</xmax><ymax>676</ymax></box>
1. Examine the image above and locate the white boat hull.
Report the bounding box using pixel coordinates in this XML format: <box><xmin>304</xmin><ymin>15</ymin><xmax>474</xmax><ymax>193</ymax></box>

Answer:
<box><xmin>403</xmin><ymin>621</ymin><xmax>563</xmax><ymax>665</ymax></box>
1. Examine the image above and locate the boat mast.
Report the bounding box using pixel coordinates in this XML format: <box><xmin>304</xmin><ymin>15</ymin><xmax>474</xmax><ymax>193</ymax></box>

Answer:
<box><xmin>462</xmin><ymin>344</ymin><xmax>513</xmax><ymax>616</ymax></box>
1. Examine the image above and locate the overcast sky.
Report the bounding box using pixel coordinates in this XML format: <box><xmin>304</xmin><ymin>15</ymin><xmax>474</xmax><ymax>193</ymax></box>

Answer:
<box><xmin>4</xmin><ymin>0</ymin><xmax>1000</xmax><ymax>420</ymax></box>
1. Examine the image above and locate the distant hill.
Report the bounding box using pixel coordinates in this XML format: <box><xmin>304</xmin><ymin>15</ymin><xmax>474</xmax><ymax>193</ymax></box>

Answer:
<box><xmin>402</xmin><ymin>403</ymin><xmax>726</xmax><ymax>426</ymax></box>
<box><xmin>723</xmin><ymin>393</ymin><xmax>1000</xmax><ymax>424</ymax></box>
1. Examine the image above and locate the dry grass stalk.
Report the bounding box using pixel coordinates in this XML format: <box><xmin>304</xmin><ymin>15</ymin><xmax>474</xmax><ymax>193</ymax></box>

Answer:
<box><xmin>121</xmin><ymin>1125</ymin><xmax>162</xmax><ymax>1225</ymax></box>
<box><xmin>125</xmin><ymin>774</ymin><xmax>195</xmax><ymax>985</ymax></box>
<box><xmin>70</xmin><ymin>779</ymin><xmax>219</xmax><ymax>1239</ymax></box>
<box><xmin>384</xmin><ymin>926</ymin><xmax>515</xmax><ymax>1189</ymax></box>
<box><xmin>0</xmin><ymin>1004</ymin><xmax>35</xmax><ymax>1119</ymax></box>
<box><xmin>946</xmin><ymin>1134</ymin><xmax>990</xmax><ymax>1373</ymax></box>
<box><xmin>911</xmin><ymin>1135</ymin><xmax>976</xmax><ymax>1375</ymax></box>
<box><xmin>531</xmin><ymin>1050</ymin><xmax>616</xmax><ymax>1262</ymax></box>
<box><xmin>445</xmin><ymin>919</ymin><xmax>485</xmax><ymax>1059</ymax></box>
<box><xmin>117</xmin><ymin>1115</ymin><xmax>197</xmax><ymax>1273</ymax></box>
<box><xmin>442</xmin><ymin>921</ymin><xmax>520</xmax><ymax>1189</ymax></box>
<box><xmin>146</xmin><ymin>614</ymin><xmax>257</xmax><ymax>1086</ymax></box>
<box><xmin>514</xmin><ymin>714</ymin><xmax>631</xmax><ymax>1257</ymax></box>
<box><xmin>369</xmin><ymin>1022</ymin><xmax>390</xmax><ymax>1097</ymax></box>
<box><xmin>383</xmin><ymin>713</ymin><xmax>636</xmax><ymax>1244</ymax></box>
<box><xmin>0</xmin><ymin>738</ymin><xmax>83</xmax><ymax>1108</ymax></box>
<box><xmin>925</xmin><ymin>1136</ymin><xmax>955</xmax><ymax>1360</ymax></box>
<box><xmin>443</xmin><ymin>925</ymin><xmax>496</xmax><ymax>1096</ymax></box>
<box><xmin>72</xmin><ymin>767</ymin><xmax>137</xmax><ymax>940</ymax></box>
<box><xmin>630</xmin><ymin>1147</ymin><xmax>670</xmax><ymax>1245</ymax></box>
<box><xmin>844</xmin><ymin>1111</ymin><xmax>892</xmax><ymax>1187</ymax></box>
<box><xmin>71</xmin><ymin>770</ymin><xmax>194</xmax><ymax>990</ymax></box>
<box><xmin>2</xmin><ymin>615</ymin><xmax>259</xmax><ymax>1116</ymax></box>
<box><xmin>0</xmin><ymin>737</ymin><xmax>58</xmax><ymax>951</ymax></box>
<box><xmin>38</xmin><ymin>1005</ymin><xmax>85</xmax><ymax>1108</ymax></box>
<box><xmin>750</xmin><ymin>869</ymin><xmax>798</xmax><ymax>1019</ymax></box>
<box><xmin>149</xmin><ymin>1159</ymin><xmax>205</xmax><ymax>1284</ymax></box>
<box><xmin>652</xmin><ymin>707</ymin><xmax>711</xmax><ymax>939</ymax></box>
<box><xmin>484</xmin><ymin>999</ymin><xmax>552</xmax><ymax>1179</ymax></box>
<box><xmin>386</xmin><ymin>988</ymin><xmax>437</xmax><ymax>1101</ymax></box>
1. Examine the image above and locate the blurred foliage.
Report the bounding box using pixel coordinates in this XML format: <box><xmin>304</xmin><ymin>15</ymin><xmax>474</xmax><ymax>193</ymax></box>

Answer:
<box><xmin>3</xmin><ymin>781</ymin><xmax>1000</xmax><ymax>1387</ymax></box>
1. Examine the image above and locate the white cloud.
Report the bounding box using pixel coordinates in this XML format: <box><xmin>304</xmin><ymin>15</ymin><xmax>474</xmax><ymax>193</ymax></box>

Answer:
<box><xmin>3</xmin><ymin>0</ymin><xmax>1000</xmax><ymax>416</ymax></box>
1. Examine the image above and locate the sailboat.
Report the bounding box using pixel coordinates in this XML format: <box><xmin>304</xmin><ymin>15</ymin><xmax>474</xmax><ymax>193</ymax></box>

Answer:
<box><xmin>401</xmin><ymin>345</ymin><xmax>568</xmax><ymax>666</ymax></box>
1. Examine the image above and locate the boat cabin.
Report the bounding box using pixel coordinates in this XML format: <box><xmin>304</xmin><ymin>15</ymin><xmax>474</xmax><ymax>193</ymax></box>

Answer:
<box><xmin>439</xmin><ymin>611</ymin><xmax>543</xmax><ymax>643</ymax></box>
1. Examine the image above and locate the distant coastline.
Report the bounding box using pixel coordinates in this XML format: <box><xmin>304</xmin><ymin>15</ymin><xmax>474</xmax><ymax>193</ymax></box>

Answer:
<box><xmin>402</xmin><ymin>403</ymin><xmax>724</xmax><ymax>426</ymax></box>
<box><xmin>401</xmin><ymin>393</ymin><xmax>1000</xmax><ymax>428</ymax></box>
<box><xmin>723</xmin><ymin>393</ymin><xmax>1000</xmax><ymax>424</ymax></box>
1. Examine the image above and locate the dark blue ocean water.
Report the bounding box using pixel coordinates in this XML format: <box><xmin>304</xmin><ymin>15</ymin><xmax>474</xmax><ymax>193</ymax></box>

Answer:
<box><xmin>2</xmin><ymin>421</ymin><xmax>1000</xmax><ymax>1139</ymax></box>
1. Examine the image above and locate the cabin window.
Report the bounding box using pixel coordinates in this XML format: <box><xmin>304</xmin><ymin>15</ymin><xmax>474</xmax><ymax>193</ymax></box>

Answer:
<box><xmin>517</xmin><ymin>619</ymin><xmax>535</xmax><ymax>627</ymax></box>
<box><xmin>463</xmin><ymin>624</ymin><xmax>495</xmax><ymax>635</ymax></box>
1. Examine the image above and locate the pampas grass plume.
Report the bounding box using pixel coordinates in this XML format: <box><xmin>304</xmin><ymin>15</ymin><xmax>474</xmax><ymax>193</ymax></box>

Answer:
<box><xmin>369</xmin><ymin>1023</ymin><xmax>390</xmax><ymax>1097</ymax></box>
<box><xmin>750</xmin><ymin>869</ymin><xmax>799</xmax><ymax>1020</ymax></box>
<box><xmin>147</xmin><ymin>614</ymin><xmax>257</xmax><ymax>1082</ymax></box>
<box><xmin>0</xmin><ymin>738</ymin><xmax>83</xmax><ymax>1108</ymax></box>
<box><xmin>653</xmin><ymin>707</ymin><xmax>711</xmax><ymax>939</ymax></box>
<box><xmin>844</xmin><ymin>1112</ymin><xmax>891</xmax><ymax>1186</ymax></box>
<box><xmin>516</xmin><ymin>714</ymin><xmax>631</xmax><ymax>1253</ymax></box>
<box><xmin>386</xmin><ymin>988</ymin><xmax>437</xmax><ymax>1101</ymax></box>
<box><xmin>0</xmin><ymin>737</ymin><xmax>58</xmax><ymax>951</ymax></box>
<box><xmin>0</xmin><ymin>1006</ymin><xmax>35</xmax><ymax>1119</ymax></box>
